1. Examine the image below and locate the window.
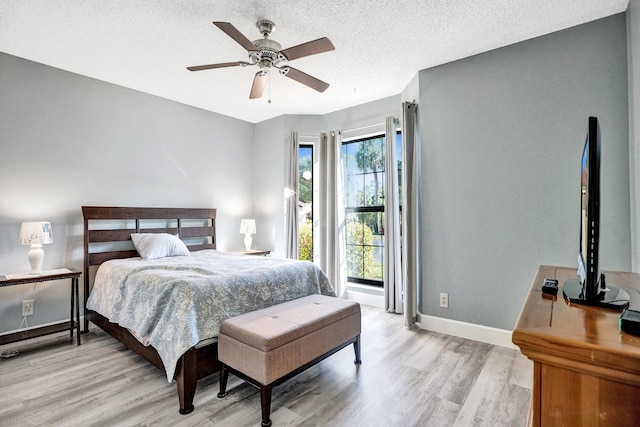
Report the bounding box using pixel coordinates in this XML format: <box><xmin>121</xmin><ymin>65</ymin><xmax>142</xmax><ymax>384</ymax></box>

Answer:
<box><xmin>298</xmin><ymin>145</ymin><xmax>313</xmax><ymax>261</ymax></box>
<box><xmin>342</xmin><ymin>132</ymin><xmax>401</xmax><ymax>287</ymax></box>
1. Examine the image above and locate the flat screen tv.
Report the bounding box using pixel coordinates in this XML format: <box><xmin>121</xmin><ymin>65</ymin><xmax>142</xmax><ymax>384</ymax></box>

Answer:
<box><xmin>562</xmin><ymin>117</ymin><xmax>629</xmax><ymax>309</ymax></box>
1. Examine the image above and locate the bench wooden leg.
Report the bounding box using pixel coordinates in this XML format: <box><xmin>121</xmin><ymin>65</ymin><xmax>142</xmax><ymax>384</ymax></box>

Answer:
<box><xmin>217</xmin><ymin>366</ymin><xmax>229</xmax><ymax>398</ymax></box>
<box><xmin>260</xmin><ymin>385</ymin><xmax>273</xmax><ymax>427</ymax></box>
<box><xmin>353</xmin><ymin>334</ymin><xmax>362</xmax><ymax>364</ymax></box>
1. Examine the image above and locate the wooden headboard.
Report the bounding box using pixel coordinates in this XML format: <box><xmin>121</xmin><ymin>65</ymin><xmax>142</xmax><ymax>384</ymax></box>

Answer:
<box><xmin>82</xmin><ymin>206</ymin><xmax>217</xmax><ymax>310</ymax></box>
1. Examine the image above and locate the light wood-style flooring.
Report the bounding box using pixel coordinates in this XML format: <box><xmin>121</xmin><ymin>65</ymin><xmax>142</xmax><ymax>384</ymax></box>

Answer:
<box><xmin>0</xmin><ymin>305</ymin><xmax>532</xmax><ymax>426</ymax></box>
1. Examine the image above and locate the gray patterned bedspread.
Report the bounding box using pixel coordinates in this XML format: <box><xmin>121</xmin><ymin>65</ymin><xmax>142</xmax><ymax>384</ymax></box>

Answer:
<box><xmin>86</xmin><ymin>250</ymin><xmax>335</xmax><ymax>382</ymax></box>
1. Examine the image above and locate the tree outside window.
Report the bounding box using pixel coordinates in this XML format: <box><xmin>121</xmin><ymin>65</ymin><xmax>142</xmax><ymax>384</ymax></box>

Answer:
<box><xmin>298</xmin><ymin>145</ymin><xmax>313</xmax><ymax>261</ymax></box>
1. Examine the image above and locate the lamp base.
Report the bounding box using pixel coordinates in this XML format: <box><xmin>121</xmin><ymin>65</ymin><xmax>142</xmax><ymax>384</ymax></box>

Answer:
<box><xmin>28</xmin><ymin>244</ymin><xmax>45</xmax><ymax>274</ymax></box>
<box><xmin>244</xmin><ymin>234</ymin><xmax>253</xmax><ymax>251</ymax></box>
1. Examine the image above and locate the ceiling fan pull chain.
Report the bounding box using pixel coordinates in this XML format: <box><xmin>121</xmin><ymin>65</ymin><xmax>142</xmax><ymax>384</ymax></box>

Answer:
<box><xmin>268</xmin><ymin>71</ymin><xmax>272</xmax><ymax>104</ymax></box>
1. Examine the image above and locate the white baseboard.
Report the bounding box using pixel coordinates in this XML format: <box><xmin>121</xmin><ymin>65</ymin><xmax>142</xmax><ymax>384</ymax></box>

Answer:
<box><xmin>344</xmin><ymin>288</ymin><xmax>385</xmax><ymax>309</ymax></box>
<box><xmin>341</xmin><ymin>287</ymin><xmax>514</xmax><ymax>349</ymax></box>
<box><xmin>416</xmin><ymin>312</ymin><xmax>516</xmax><ymax>349</ymax></box>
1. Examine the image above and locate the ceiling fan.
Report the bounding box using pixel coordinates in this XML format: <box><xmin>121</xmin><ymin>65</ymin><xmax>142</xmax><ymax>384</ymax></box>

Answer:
<box><xmin>187</xmin><ymin>20</ymin><xmax>335</xmax><ymax>99</ymax></box>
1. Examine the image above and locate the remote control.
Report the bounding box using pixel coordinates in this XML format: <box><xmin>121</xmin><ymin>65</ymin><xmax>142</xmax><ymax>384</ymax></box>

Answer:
<box><xmin>542</xmin><ymin>278</ymin><xmax>558</xmax><ymax>295</ymax></box>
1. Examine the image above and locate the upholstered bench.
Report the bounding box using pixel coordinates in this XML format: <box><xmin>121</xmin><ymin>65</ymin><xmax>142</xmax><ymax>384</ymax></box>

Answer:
<box><xmin>217</xmin><ymin>294</ymin><xmax>362</xmax><ymax>427</ymax></box>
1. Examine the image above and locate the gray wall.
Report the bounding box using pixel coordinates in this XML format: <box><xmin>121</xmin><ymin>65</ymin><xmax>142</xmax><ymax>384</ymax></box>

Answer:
<box><xmin>417</xmin><ymin>14</ymin><xmax>631</xmax><ymax>329</ymax></box>
<box><xmin>0</xmin><ymin>53</ymin><xmax>255</xmax><ymax>334</ymax></box>
<box><xmin>629</xmin><ymin>0</ymin><xmax>640</xmax><ymax>273</ymax></box>
<box><xmin>322</xmin><ymin>95</ymin><xmax>402</xmax><ymax>133</ymax></box>
<box><xmin>253</xmin><ymin>115</ymin><xmax>286</xmax><ymax>256</ymax></box>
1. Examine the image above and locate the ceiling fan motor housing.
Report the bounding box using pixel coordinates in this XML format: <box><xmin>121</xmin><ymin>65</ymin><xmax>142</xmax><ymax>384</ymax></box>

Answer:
<box><xmin>251</xmin><ymin>35</ymin><xmax>282</xmax><ymax>68</ymax></box>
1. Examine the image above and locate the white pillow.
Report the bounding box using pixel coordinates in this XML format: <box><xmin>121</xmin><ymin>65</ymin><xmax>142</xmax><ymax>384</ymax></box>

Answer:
<box><xmin>130</xmin><ymin>233</ymin><xmax>190</xmax><ymax>260</ymax></box>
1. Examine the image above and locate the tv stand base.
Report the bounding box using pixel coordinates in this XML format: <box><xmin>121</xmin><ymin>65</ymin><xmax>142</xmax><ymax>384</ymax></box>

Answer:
<box><xmin>562</xmin><ymin>278</ymin><xmax>630</xmax><ymax>309</ymax></box>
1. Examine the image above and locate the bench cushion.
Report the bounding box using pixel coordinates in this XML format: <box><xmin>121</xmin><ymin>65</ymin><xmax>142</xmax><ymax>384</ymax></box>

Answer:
<box><xmin>219</xmin><ymin>294</ymin><xmax>360</xmax><ymax>352</ymax></box>
<box><xmin>218</xmin><ymin>294</ymin><xmax>361</xmax><ymax>385</ymax></box>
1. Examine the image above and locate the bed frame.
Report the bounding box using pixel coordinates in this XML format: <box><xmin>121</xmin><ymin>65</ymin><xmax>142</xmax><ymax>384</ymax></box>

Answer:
<box><xmin>82</xmin><ymin>206</ymin><xmax>220</xmax><ymax>414</ymax></box>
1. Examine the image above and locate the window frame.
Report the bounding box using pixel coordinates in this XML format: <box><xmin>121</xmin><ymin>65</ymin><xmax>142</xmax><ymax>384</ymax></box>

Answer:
<box><xmin>342</xmin><ymin>134</ymin><xmax>387</xmax><ymax>287</ymax></box>
<box><xmin>298</xmin><ymin>143</ymin><xmax>314</xmax><ymax>261</ymax></box>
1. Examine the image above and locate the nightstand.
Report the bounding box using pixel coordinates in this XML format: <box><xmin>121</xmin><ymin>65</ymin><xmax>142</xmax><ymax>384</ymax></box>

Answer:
<box><xmin>234</xmin><ymin>249</ymin><xmax>271</xmax><ymax>256</ymax></box>
<box><xmin>0</xmin><ymin>268</ymin><xmax>81</xmax><ymax>346</ymax></box>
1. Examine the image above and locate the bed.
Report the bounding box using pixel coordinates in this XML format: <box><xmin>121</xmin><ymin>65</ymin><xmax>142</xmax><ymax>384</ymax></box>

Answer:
<box><xmin>82</xmin><ymin>206</ymin><xmax>335</xmax><ymax>414</ymax></box>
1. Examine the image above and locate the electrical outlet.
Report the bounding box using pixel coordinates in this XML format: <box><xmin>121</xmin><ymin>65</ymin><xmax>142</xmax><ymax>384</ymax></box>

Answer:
<box><xmin>439</xmin><ymin>293</ymin><xmax>449</xmax><ymax>308</ymax></box>
<box><xmin>22</xmin><ymin>300</ymin><xmax>34</xmax><ymax>316</ymax></box>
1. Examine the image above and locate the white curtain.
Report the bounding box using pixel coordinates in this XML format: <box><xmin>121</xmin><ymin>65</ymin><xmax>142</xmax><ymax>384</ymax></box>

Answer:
<box><xmin>284</xmin><ymin>132</ymin><xmax>299</xmax><ymax>259</ymax></box>
<box><xmin>402</xmin><ymin>102</ymin><xmax>420</xmax><ymax>328</ymax></box>
<box><xmin>384</xmin><ymin>116</ymin><xmax>404</xmax><ymax>313</ymax></box>
<box><xmin>318</xmin><ymin>131</ymin><xmax>348</xmax><ymax>297</ymax></box>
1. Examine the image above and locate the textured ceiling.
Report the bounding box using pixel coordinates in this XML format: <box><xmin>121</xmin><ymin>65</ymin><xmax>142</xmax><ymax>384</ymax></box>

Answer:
<box><xmin>0</xmin><ymin>0</ymin><xmax>630</xmax><ymax>123</ymax></box>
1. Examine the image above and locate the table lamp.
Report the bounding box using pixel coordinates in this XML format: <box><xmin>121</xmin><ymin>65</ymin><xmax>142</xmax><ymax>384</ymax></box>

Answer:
<box><xmin>19</xmin><ymin>221</ymin><xmax>53</xmax><ymax>274</ymax></box>
<box><xmin>240</xmin><ymin>219</ymin><xmax>256</xmax><ymax>251</ymax></box>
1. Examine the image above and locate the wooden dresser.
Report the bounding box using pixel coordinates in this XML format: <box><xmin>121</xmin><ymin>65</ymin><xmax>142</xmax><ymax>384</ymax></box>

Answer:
<box><xmin>513</xmin><ymin>265</ymin><xmax>640</xmax><ymax>427</ymax></box>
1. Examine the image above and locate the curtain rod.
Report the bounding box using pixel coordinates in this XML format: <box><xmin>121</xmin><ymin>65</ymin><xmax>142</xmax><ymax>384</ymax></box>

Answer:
<box><xmin>341</xmin><ymin>122</ymin><xmax>384</xmax><ymax>134</ymax></box>
<box><xmin>342</xmin><ymin>118</ymin><xmax>399</xmax><ymax>134</ymax></box>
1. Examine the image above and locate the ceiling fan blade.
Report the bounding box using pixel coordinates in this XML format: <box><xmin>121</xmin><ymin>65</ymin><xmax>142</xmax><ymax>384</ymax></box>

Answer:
<box><xmin>250</xmin><ymin>71</ymin><xmax>268</xmax><ymax>99</ymax></box>
<box><xmin>213</xmin><ymin>22</ymin><xmax>257</xmax><ymax>52</ymax></box>
<box><xmin>280</xmin><ymin>67</ymin><xmax>329</xmax><ymax>93</ymax></box>
<box><xmin>279</xmin><ymin>37</ymin><xmax>335</xmax><ymax>61</ymax></box>
<box><xmin>187</xmin><ymin>61</ymin><xmax>249</xmax><ymax>71</ymax></box>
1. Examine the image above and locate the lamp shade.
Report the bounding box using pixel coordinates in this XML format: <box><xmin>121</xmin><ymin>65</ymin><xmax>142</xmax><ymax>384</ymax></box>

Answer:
<box><xmin>19</xmin><ymin>221</ymin><xmax>53</xmax><ymax>245</ymax></box>
<box><xmin>19</xmin><ymin>221</ymin><xmax>53</xmax><ymax>274</ymax></box>
<box><xmin>239</xmin><ymin>219</ymin><xmax>256</xmax><ymax>234</ymax></box>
